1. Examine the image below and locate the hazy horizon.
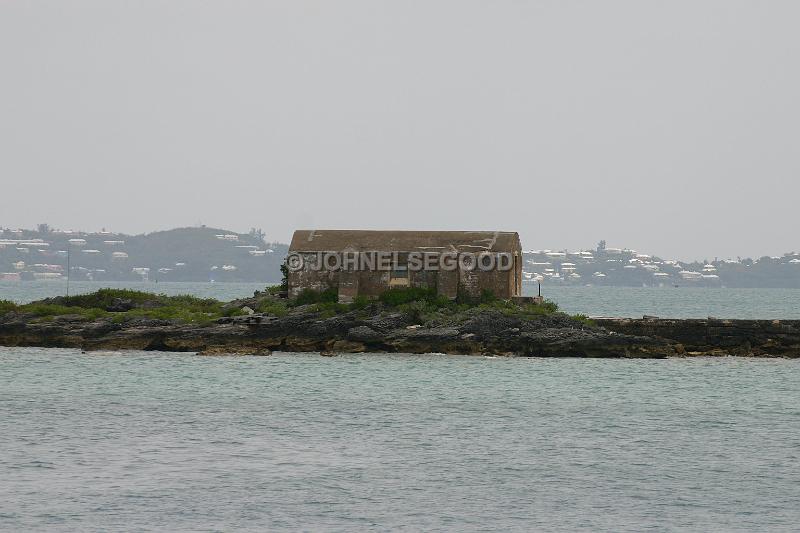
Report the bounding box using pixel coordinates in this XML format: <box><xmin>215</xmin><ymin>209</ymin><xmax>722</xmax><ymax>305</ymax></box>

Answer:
<box><xmin>2</xmin><ymin>1</ymin><xmax>798</xmax><ymax>262</ymax></box>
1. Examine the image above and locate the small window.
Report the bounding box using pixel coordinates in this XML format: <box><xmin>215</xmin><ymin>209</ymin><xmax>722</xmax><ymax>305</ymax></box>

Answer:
<box><xmin>391</xmin><ymin>268</ymin><xmax>408</xmax><ymax>279</ymax></box>
<box><xmin>389</xmin><ymin>266</ymin><xmax>410</xmax><ymax>286</ymax></box>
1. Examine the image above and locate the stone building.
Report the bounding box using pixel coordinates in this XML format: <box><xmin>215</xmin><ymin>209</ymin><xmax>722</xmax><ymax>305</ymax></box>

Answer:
<box><xmin>287</xmin><ymin>230</ymin><xmax>523</xmax><ymax>303</ymax></box>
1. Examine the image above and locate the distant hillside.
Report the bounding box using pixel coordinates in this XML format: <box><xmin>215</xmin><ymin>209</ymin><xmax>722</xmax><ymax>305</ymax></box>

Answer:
<box><xmin>4</xmin><ymin>227</ymin><xmax>800</xmax><ymax>287</ymax></box>
<box><xmin>523</xmin><ymin>242</ymin><xmax>800</xmax><ymax>288</ymax></box>
<box><xmin>0</xmin><ymin>226</ymin><xmax>287</xmax><ymax>282</ymax></box>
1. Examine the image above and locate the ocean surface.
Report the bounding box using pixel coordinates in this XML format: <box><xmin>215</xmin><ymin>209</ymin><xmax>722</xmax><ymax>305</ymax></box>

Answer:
<box><xmin>1</xmin><ymin>348</ymin><xmax>799</xmax><ymax>531</ymax></box>
<box><xmin>2</xmin><ymin>280</ymin><xmax>799</xmax><ymax>319</ymax></box>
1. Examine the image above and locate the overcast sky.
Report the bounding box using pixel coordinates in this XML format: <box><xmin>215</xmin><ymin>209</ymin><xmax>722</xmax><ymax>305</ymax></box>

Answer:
<box><xmin>1</xmin><ymin>1</ymin><xmax>798</xmax><ymax>261</ymax></box>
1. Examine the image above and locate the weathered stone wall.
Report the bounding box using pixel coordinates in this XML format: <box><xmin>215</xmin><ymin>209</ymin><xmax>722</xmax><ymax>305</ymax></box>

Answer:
<box><xmin>287</xmin><ymin>253</ymin><xmax>339</xmax><ymax>298</ymax></box>
<box><xmin>289</xmin><ymin>251</ymin><xmax>522</xmax><ymax>301</ymax></box>
<box><xmin>437</xmin><ymin>269</ymin><xmax>458</xmax><ymax>299</ymax></box>
<box><xmin>455</xmin><ymin>254</ymin><xmax>520</xmax><ymax>299</ymax></box>
<box><xmin>410</xmin><ymin>268</ymin><xmax>438</xmax><ymax>291</ymax></box>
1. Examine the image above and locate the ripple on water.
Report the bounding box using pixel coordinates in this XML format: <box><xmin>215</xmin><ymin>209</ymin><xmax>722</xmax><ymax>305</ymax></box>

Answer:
<box><xmin>1</xmin><ymin>347</ymin><xmax>799</xmax><ymax>531</ymax></box>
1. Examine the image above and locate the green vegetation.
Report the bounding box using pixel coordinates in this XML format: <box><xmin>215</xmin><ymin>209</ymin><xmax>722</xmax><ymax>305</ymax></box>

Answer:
<box><xmin>0</xmin><ymin>300</ymin><xmax>16</xmax><ymax>314</ymax></box>
<box><xmin>55</xmin><ymin>288</ymin><xmax>170</xmax><ymax>309</ymax></box>
<box><xmin>20</xmin><ymin>303</ymin><xmax>109</xmax><ymax>321</ymax></box>
<box><xmin>391</xmin><ymin>293</ymin><xmax>562</xmax><ymax>327</ymax></box>
<box><xmin>290</xmin><ymin>288</ymin><xmax>338</xmax><ymax>306</ymax></box>
<box><xmin>1</xmin><ymin>289</ymin><xmax>244</xmax><ymax>324</ymax></box>
<box><xmin>379</xmin><ymin>287</ymin><xmax>440</xmax><ymax>306</ymax></box>
<box><xmin>572</xmin><ymin>314</ymin><xmax>597</xmax><ymax>327</ymax></box>
<box><xmin>455</xmin><ymin>288</ymin><xmax>500</xmax><ymax>306</ymax></box>
<box><xmin>279</xmin><ymin>262</ymin><xmax>289</xmax><ymax>293</ymax></box>
<box><xmin>279</xmin><ymin>286</ymin><xmax>564</xmax><ymax>325</ymax></box>
<box><xmin>257</xmin><ymin>299</ymin><xmax>289</xmax><ymax>317</ymax></box>
<box><xmin>2</xmin><ymin>286</ymin><xmax>572</xmax><ymax>327</ymax></box>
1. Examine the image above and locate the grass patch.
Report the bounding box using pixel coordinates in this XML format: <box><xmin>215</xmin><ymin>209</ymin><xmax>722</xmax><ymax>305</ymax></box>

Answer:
<box><xmin>375</xmin><ymin>287</ymin><xmax>563</xmax><ymax>325</ymax></box>
<box><xmin>0</xmin><ymin>300</ymin><xmax>17</xmax><ymax>314</ymax></box>
<box><xmin>17</xmin><ymin>303</ymin><xmax>108</xmax><ymax>321</ymax></box>
<box><xmin>486</xmin><ymin>299</ymin><xmax>560</xmax><ymax>318</ymax></box>
<box><xmin>8</xmin><ymin>289</ymin><xmax>238</xmax><ymax>324</ymax></box>
<box><xmin>266</xmin><ymin>284</ymin><xmax>283</xmax><ymax>296</ymax></box>
<box><xmin>4</xmin><ymin>286</ymin><xmax>568</xmax><ymax>327</ymax></box>
<box><xmin>257</xmin><ymin>299</ymin><xmax>289</xmax><ymax>317</ymax></box>
<box><xmin>572</xmin><ymin>314</ymin><xmax>597</xmax><ymax>327</ymax></box>
<box><xmin>281</xmin><ymin>286</ymin><xmax>565</xmax><ymax>323</ymax></box>
<box><xmin>310</xmin><ymin>301</ymin><xmax>352</xmax><ymax>318</ymax></box>
<box><xmin>290</xmin><ymin>288</ymin><xmax>338</xmax><ymax>306</ymax></box>
<box><xmin>54</xmin><ymin>288</ymin><xmax>158</xmax><ymax>309</ymax></box>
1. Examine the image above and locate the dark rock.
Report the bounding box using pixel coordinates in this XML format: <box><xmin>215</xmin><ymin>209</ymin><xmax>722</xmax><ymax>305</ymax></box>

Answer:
<box><xmin>3</xmin><ymin>306</ymin><xmax>799</xmax><ymax>358</ymax></box>
<box><xmin>362</xmin><ymin>312</ymin><xmax>411</xmax><ymax>332</ymax></box>
<box><xmin>300</xmin><ymin>313</ymin><xmax>358</xmax><ymax>337</ymax></box>
<box><xmin>197</xmin><ymin>346</ymin><xmax>272</xmax><ymax>356</ymax></box>
<box><xmin>347</xmin><ymin>326</ymin><xmax>383</xmax><ymax>343</ymax></box>
<box><xmin>597</xmin><ymin>318</ymin><xmax>800</xmax><ymax>357</ymax></box>
<box><xmin>107</xmin><ymin>298</ymin><xmax>135</xmax><ymax>312</ymax></box>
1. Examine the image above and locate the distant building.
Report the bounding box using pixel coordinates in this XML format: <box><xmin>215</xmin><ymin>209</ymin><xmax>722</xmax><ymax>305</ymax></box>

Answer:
<box><xmin>679</xmin><ymin>270</ymin><xmax>703</xmax><ymax>281</ymax></box>
<box><xmin>32</xmin><ymin>272</ymin><xmax>63</xmax><ymax>280</ymax></box>
<box><xmin>287</xmin><ymin>230</ymin><xmax>523</xmax><ymax>303</ymax></box>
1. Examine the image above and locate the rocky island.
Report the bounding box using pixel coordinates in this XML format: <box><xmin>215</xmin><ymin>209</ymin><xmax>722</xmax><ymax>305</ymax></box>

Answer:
<box><xmin>1</xmin><ymin>288</ymin><xmax>799</xmax><ymax>358</ymax></box>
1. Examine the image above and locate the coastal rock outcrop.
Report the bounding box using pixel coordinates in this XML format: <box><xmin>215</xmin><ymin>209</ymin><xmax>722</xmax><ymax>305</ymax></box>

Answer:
<box><xmin>0</xmin><ymin>306</ymin><xmax>675</xmax><ymax>358</ymax></box>
<box><xmin>597</xmin><ymin>318</ymin><xmax>800</xmax><ymax>357</ymax></box>
<box><xmin>3</xmin><ymin>305</ymin><xmax>799</xmax><ymax>358</ymax></box>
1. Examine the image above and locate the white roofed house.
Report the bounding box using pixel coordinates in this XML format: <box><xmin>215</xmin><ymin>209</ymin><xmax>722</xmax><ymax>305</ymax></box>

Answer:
<box><xmin>132</xmin><ymin>267</ymin><xmax>150</xmax><ymax>280</ymax></box>
<box><xmin>33</xmin><ymin>272</ymin><xmax>63</xmax><ymax>280</ymax></box>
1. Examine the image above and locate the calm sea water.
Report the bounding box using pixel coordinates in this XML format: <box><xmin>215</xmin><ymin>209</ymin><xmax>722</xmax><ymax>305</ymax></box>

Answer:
<box><xmin>2</xmin><ymin>280</ymin><xmax>799</xmax><ymax>319</ymax></box>
<box><xmin>1</xmin><ymin>348</ymin><xmax>799</xmax><ymax>531</ymax></box>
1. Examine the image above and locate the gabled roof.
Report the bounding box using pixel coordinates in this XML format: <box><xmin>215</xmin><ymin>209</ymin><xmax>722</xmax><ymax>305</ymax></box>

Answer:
<box><xmin>289</xmin><ymin>230</ymin><xmax>520</xmax><ymax>253</ymax></box>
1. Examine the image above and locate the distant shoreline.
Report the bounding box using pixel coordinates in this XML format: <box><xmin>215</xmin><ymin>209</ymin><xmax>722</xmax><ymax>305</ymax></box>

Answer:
<box><xmin>4</xmin><ymin>227</ymin><xmax>800</xmax><ymax>288</ymax></box>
